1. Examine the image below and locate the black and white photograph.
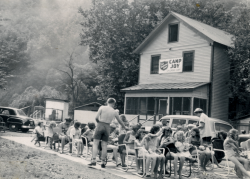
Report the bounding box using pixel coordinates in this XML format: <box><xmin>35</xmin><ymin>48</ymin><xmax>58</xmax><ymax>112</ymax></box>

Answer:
<box><xmin>0</xmin><ymin>0</ymin><xmax>250</xmax><ymax>178</ymax></box>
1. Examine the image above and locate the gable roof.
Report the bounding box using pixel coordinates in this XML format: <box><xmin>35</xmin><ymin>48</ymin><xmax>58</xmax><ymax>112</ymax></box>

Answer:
<box><xmin>133</xmin><ymin>11</ymin><xmax>234</xmax><ymax>54</ymax></box>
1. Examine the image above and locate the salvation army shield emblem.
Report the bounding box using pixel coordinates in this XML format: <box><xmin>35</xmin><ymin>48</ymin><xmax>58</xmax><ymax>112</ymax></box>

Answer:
<box><xmin>160</xmin><ymin>61</ymin><xmax>168</xmax><ymax>71</ymax></box>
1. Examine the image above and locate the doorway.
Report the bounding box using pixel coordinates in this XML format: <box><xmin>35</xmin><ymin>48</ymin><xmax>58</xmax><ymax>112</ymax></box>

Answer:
<box><xmin>159</xmin><ymin>99</ymin><xmax>168</xmax><ymax>116</ymax></box>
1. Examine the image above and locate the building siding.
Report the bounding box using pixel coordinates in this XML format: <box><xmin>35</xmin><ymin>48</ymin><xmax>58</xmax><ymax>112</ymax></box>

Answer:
<box><xmin>211</xmin><ymin>42</ymin><xmax>230</xmax><ymax>121</ymax></box>
<box><xmin>140</xmin><ymin>45</ymin><xmax>212</xmax><ymax>84</ymax></box>
<box><xmin>139</xmin><ymin>16</ymin><xmax>212</xmax><ymax>84</ymax></box>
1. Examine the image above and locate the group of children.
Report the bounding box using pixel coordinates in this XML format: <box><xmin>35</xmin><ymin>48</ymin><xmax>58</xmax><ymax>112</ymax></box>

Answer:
<box><xmin>32</xmin><ymin>116</ymin><xmax>250</xmax><ymax>179</ymax></box>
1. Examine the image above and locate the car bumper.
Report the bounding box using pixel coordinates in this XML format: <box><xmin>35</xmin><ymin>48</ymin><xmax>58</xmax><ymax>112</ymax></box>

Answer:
<box><xmin>21</xmin><ymin>125</ymin><xmax>35</xmax><ymax>129</ymax></box>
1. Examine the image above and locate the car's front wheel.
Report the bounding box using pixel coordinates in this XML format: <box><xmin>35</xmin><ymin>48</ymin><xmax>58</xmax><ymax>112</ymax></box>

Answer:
<box><xmin>9</xmin><ymin>124</ymin><xmax>18</xmax><ymax>132</ymax></box>
<box><xmin>21</xmin><ymin>129</ymin><xmax>29</xmax><ymax>133</ymax></box>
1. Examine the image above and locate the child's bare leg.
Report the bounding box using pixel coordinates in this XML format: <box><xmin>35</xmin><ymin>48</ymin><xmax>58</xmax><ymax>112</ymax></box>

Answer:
<box><xmin>80</xmin><ymin>143</ymin><xmax>83</xmax><ymax>155</ymax></box>
<box><xmin>238</xmin><ymin>157</ymin><xmax>249</xmax><ymax>171</ymax></box>
<box><xmin>178</xmin><ymin>156</ymin><xmax>185</xmax><ymax>179</ymax></box>
<box><xmin>230</xmin><ymin>156</ymin><xmax>250</xmax><ymax>177</ymax></box>
<box><xmin>204</xmin><ymin>151</ymin><xmax>211</xmax><ymax>170</ymax></box>
<box><xmin>154</xmin><ymin>157</ymin><xmax>160</xmax><ymax>177</ymax></box>
<box><xmin>137</xmin><ymin>159</ymin><xmax>142</xmax><ymax>173</ymax></box>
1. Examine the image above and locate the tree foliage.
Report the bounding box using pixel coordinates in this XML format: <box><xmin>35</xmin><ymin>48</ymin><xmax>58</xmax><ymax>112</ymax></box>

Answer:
<box><xmin>0</xmin><ymin>29</ymin><xmax>30</xmax><ymax>88</ymax></box>
<box><xmin>227</xmin><ymin>8</ymin><xmax>250</xmax><ymax>118</ymax></box>
<box><xmin>79</xmin><ymin>0</ymin><xmax>235</xmax><ymax>112</ymax></box>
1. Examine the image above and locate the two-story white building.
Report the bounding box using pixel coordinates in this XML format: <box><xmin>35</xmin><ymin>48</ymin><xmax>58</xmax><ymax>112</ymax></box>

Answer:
<box><xmin>121</xmin><ymin>11</ymin><xmax>233</xmax><ymax>123</ymax></box>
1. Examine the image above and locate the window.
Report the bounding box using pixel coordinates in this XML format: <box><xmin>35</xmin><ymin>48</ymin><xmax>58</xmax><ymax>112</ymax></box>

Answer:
<box><xmin>169</xmin><ymin>97</ymin><xmax>191</xmax><ymax>115</ymax></box>
<box><xmin>183</xmin><ymin>51</ymin><xmax>194</xmax><ymax>72</ymax></box>
<box><xmin>171</xmin><ymin>119</ymin><xmax>186</xmax><ymax>128</ymax></box>
<box><xmin>173</xmin><ymin>97</ymin><xmax>182</xmax><ymax>115</ymax></box>
<box><xmin>193</xmin><ymin>98</ymin><xmax>207</xmax><ymax>114</ymax></box>
<box><xmin>169</xmin><ymin>24</ymin><xmax>179</xmax><ymax>42</ymax></box>
<box><xmin>151</xmin><ymin>55</ymin><xmax>160</xmax><ymax>74</ymax></box>
<box><xmin>147</xmin><ymin>97</ymin><xmax>155</xmax><ymax>115</ymax></box>
<box><xmin>188</xmin><ymin>120</ymin><xmax>198</xmax><ymax>125</ymax></box>
<box><xmin>2</xmin><ymin>110</ymin><xmax>9</xmax><ymax>115</ymax></box>
<box><xmin>140</xmin><ymin>98</ymin><xmax>147</xmax><ymax>114</ymax></box>
<box><xmin>215</xmin><ymin>123</ymin><xmax>232</xmax><ymax>132</ymax></box>
<box><xmin>9</xmin><ymin>110</ymin><xmax>16</xmax><ymax>116</ymax></box>
<box><xmin>183</xmin><ymin>97</ymin><xmax>191</xmax><ymax>115</ymax></box>
<box><xmin>125</xmin><ymin>97</ymin><xmax>139</xmax><ymax>114</ymax></box>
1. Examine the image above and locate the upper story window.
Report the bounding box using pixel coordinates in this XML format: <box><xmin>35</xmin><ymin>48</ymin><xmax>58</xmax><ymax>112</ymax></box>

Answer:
<box><xmin>150</xmin><ymin>55</ymin><xmax>160</xmax><ymax>74</ymax></box>
<box><xmin>169</xmin><ymin>24</ymin><xmax>179</xmax><ymax>43</ymax></box>
<box><xmin>183</xmin><ymin>51</ymin><xmax>194</xmax><ymax>72</ymax></box>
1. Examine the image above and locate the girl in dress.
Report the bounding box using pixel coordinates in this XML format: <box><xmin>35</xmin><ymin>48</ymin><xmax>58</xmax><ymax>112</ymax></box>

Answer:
<box><xmin>175</xmin><ymin>131</ymin><xmax>195</xmax><ymax>179</ymax></box>
<box><xmin>146</xmin><ymin>125</ymin><xmax>165</xmax><ymax>179</ymax></box>
<box><xmin>134</xmin><ymin>129</ymin><xmax>149</xmax><ymax>175</ymax></box>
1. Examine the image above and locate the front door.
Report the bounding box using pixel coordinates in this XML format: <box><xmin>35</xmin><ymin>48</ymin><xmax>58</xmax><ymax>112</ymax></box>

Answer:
<box><xmin>159</xmin><ymin>99</ymin><xmax>168</xmax><ymax>116</ymax></box>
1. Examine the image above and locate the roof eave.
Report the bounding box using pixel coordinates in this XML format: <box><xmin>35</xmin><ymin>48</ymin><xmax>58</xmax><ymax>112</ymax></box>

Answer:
<box><xmin>132</xmin><ymin>12</ymin><xmax>173</xmax><ymax>54</ymax></box>
<box><xmin>121</xmin><ymin>88</ymin><xmax>195</xmax><ymax>92</ymax></box>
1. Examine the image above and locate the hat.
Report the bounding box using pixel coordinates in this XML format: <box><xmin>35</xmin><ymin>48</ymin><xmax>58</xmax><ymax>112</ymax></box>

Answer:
<box><xmin>194</xmin><ymin>108</ymin><xmax>203</xmax><ymax>113</ymax></box>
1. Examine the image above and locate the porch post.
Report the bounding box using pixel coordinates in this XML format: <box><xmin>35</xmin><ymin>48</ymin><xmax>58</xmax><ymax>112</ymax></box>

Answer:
<box><xmin>154</xmin><ymin>97</ymin><xmax>157</xmax><ymax>122</ymax></box>
<box><xmin>167</xmin><ymin>96</ymin><xmax>170</xmax><ymax>115</ymax></box>
<box><xmin>146</xmin><ymin>97</ymin><xmax>148</xmax><ymax>121</ymax></box>
<box><xmin>191</xmin><ymin>97</ymin><xmax>194</xmax><ymax>116</ymax></box>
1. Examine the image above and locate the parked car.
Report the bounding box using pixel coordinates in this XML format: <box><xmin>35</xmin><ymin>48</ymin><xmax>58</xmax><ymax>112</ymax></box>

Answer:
<box><xmin>160</xmin><ymin>115</ymin><xmax>233</xmax><ymax>138</ymax></box>
<box><xmin>0</xmin><ymin>107</ymin><xmax>35</xmax><ymax>132</ymax></box>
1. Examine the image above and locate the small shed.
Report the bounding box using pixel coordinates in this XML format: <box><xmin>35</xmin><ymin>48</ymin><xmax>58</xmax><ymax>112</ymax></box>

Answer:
<box><xmin>45</xmin><ymin>98</ymin><xmax>69</xmax><ymax>123</ymax></box>
<box><xmin>74</xmin><ymin>102</ymin><xmax>103</xmax><ymax>124</ymax></box>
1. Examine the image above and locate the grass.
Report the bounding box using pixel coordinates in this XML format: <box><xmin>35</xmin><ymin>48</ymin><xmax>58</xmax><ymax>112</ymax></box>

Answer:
<box><xmin>0</xmin><ymin>138</ymin><xmax>123</xmax><ymax>179</ymax></box>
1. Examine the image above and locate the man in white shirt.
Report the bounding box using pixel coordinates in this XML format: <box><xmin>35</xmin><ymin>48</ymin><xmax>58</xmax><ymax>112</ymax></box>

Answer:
<box><xmin>194</xmin><ymin>108</ymin><xmax>212</xmax><ymax>144</ymax></box>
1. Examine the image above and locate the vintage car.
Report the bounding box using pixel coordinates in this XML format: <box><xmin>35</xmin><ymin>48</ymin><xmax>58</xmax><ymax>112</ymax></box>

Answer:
<box><xmin>160</xmin><ymin>115</ymin><xmax>233</xmax><ymax>138</ymax></box>
<box><xmin>0</xmin><ymin>107</ymin><xmax>35</xmax><ymax>132</ymax></box>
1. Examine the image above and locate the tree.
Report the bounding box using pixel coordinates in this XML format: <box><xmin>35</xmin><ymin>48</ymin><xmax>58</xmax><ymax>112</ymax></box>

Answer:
<box><xmin>79</xmin><ymin>0</ymin><xmax>234</xmax><ymax>112</ymax></box>
<box><xmin>56</xmin><ymin>51</ymin><xmax>98</xmax><ymax>113</ymax></box>
<box><xmin>0</xmin><ymin>29</ymin><xmax>30</xmax><ymax>88</ymax></box>
<box><xmin>227</xmin><ymin>8</ymin><xmax>250</xmax><ymax>118</ymax></box>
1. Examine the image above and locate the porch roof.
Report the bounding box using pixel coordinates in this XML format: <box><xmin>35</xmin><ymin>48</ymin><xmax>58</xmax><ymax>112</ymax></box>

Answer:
<box><xmin>121</xmin><ymin>82</ymin><xmax>209</xmax><ymax>92</ymax></box>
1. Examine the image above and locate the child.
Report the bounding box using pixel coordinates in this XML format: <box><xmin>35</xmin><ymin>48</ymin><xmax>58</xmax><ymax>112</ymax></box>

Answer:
<box><xmin>33</xmin><ymin>122</ymin><xmax>44</xmax><ymax>147</ymax></box>
<box><xmin>224</xmin><ymin>129</ymin><xmax>250</xmax><ymax>178</ymax></box>
<box><xmin>175</xmin><ymin>131</ymin><xmax>195</xmax><ymax>179</ymax></box>
<box><xmin>82</xmin><ymin>122</ymin><xmax>96</xmax><ymax>143</ymax></box>
<box><xmin>145</xmin><ymin>125</ymin><xmax>165</xmax><ymax>178</ymax></box>
<box><xmin>159</xmin><ymin>127</ymin><xmax>180</xmax><ymax>179</ymax></box>
<box><xmin>134</xmin><ymin>129</ymin><xmax>149</xmax><ymax>175</ymax></box>
<box><xmin>119</xmin><ymin>114</ymin><xmax>129</xmax><ymax>135</ymax></box>
<box><xmin>70</xmin><ymin>122</ymin><xmax>83</xmax><ymax>157</ymax></box>
<box><xmin>46</xmin><ymin>121</ymin><xmax>57</xmax><ymax>149</ymax></box>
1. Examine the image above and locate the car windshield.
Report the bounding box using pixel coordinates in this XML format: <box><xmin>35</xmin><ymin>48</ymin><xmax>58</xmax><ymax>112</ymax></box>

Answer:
<box><xmin>171</xmin><ymin>119</ymin><xmax>186</xmax><ymax>128</ymax></box>
<box><xmin>17</xmin><ymin>109</ymin><xmax>27</xmax><ymax>116</ymax></box>
<box><xmin>215</xmin><ymin>123</ymin><xmax>232</xmax><ymax>132</ymax></box>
